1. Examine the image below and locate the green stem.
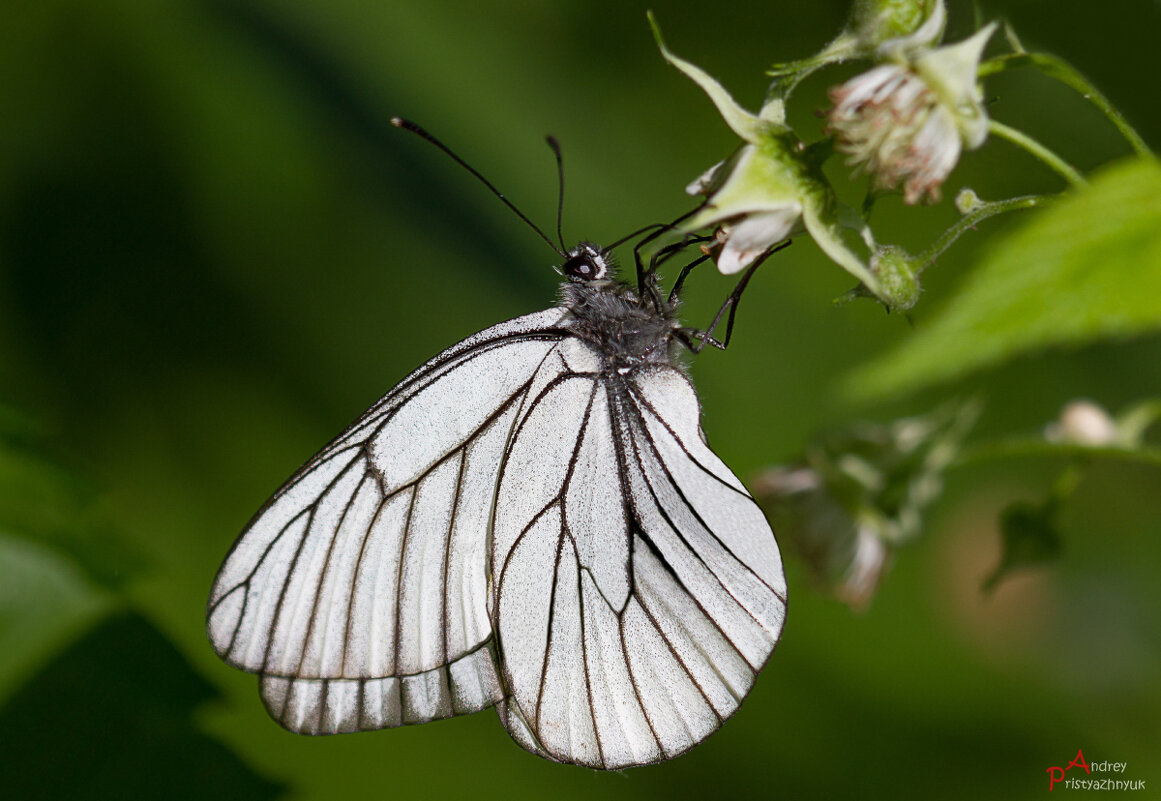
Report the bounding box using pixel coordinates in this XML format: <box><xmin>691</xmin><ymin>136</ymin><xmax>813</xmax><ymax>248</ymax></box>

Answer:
<box><xmin>980</xmin><ymin>52</ymin><xmax>1152</xmax><ymax>158</ymax></box>
<box><xmin>915</xmin><ymin>193</ymin><xmax>1054</xmax><ymax>271</ymax></box>
<box><xmin>988</xmin><ymin>120</ymin><xmax>1087</xmax><ymax>187</ymax></box>
<box><xmin>1118</xmin><ymin>400</ymin><xmax>1161</xmax><ymax>445</ymax></box>
<box><xmin>953</xmin><ymin>439</ymin><xmax>1161</xmax><ymax>469</ymax></box>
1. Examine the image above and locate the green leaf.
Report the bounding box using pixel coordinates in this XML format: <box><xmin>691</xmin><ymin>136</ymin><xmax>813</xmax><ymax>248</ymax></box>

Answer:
<box><xmin>0</xmin><ymin>405</ymin><xmax>144</xmax><ymax>589</ymax></box>
<box><xmin>845</xmin><ymin>157</ymin><xmax>1161</xmax><ymax>400</ymax></box>
<box><xmin>0</xmin><ymin>533</ymin><xmax>113</xmax><ymax>704</ymax></box>
<box><xmin>0</xmin><ymin>404</ymin><xmax>143</xmax><ymax>703</ymax></box>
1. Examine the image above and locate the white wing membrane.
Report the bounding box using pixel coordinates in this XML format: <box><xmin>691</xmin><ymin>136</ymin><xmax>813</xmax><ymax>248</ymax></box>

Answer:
<box><xmin>492</xmin><ymin>358</ymin><xmax>786</xmax><ymax>769</ymax></box>
<box><xmin>208</xmin><ymin>306</ymin><xmax>786</xmax><ymax>765</ymax></box>
<box><xmin>207</xmin><ymin>309</ymin><xmax>569</xmax><ymax>734</ymax></box>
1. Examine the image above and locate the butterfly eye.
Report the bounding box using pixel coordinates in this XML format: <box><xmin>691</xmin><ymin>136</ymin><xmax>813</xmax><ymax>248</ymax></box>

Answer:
<box><xmin>562</xmin><ymin>246</ymin><xmax>609</xmax><ymax>282</ymax></box>
<box><xmin>562</xmin><ymin>256</ymin><xmax>593</xmax><ymax>280</ymax></box>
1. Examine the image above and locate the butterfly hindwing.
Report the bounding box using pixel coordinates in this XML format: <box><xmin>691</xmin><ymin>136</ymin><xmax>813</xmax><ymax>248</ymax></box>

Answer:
<box><xmin>491</xmin><ymin>356</ymin><xmax>787</xmax><ymax>768</ymax></box>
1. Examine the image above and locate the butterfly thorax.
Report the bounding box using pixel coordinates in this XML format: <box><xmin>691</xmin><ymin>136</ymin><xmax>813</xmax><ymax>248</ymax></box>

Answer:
<box><xmin>558</xmin><ymin>279</ymin><xmax>679</xmax><ymax>369</ymax></box>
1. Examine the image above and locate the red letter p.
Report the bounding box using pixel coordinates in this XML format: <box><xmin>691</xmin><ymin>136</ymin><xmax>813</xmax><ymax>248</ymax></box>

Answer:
<box><xmin>1047</xmin><ymin>766</ymin><xmax>1065</xmax><ymax>791</ymax></box>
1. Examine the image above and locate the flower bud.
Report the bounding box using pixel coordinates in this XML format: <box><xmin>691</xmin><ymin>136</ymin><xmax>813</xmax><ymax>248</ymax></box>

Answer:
<box><xmin>848</xmin><ymin>0</ymin><xmax>945</xmax><ymax>53</ymax></box>
<box><xmin>955</xmin><ymin>187</ymin><xmax>983</xmax><ymax>214</ymax></box>
<box><xmin>870</xmin><ymin>245</ymin><xmax>921</xmax><ymax>311</ymax></box>
<box><xmin>1045</xmin><ymin>400</ymin><xmax>1118</xmax><ymax>446</ymax></box>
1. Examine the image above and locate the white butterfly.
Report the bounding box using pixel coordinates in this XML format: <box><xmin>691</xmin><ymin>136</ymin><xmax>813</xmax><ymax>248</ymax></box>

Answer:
<box><xmin>207</xmin><ymin>210</ymin><xmax>787</xmax><ymax>770</ymax></box>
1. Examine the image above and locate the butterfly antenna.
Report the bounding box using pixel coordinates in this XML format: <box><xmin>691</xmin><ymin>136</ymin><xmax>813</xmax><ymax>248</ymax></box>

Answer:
<box><xmin>546</xmin><ymin>135</ymin><xmax>567</xmax><ymax>252</ymax></box>
<box><xmin>391</xmin><ymin>117</ymin><xmax>566</xmax><ymax>257</ymax></box>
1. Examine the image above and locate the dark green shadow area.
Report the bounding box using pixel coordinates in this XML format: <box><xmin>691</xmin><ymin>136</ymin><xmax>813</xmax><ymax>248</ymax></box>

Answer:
<box><xmin>0</xmin><ymin>613</ymin><xmax>284</xmax><ymax>801</ymax></box>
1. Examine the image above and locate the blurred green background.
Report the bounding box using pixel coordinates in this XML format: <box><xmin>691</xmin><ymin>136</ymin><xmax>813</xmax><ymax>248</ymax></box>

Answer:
<box><xmin>1</xmin><ymin>0</ymin><xmax>1158</xmax><ymax>798</ymax></box>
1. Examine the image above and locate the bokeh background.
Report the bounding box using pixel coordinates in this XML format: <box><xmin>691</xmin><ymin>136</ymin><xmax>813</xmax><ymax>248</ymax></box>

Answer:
<box><xmin>1</xmin><ymin>0</ymin><xmax>1158</xmax><ymax>798</ymax></box>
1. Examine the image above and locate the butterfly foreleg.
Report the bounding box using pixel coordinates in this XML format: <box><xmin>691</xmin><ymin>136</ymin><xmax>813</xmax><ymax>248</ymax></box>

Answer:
<box><xmin>679</xmin><ymin>239</ymin><xmax>792</xmax><ymax>353</ymax></box>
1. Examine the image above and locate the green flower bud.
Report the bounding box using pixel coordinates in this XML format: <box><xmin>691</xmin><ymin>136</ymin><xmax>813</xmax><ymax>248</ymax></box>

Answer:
<box><xmin>955</xmin><ymin>187</ymin><xmax>983</xmax><ymax>214</ymax></box>
<box><xmin>848</xmin><ymin>0</ymin><xmax>945</xmax><ymax>53</ymax></box>
<box><xmin>767</xmin><ymin>0</ymin><xmax>944</xmax><ymax>86</ymax></box>
<box><xmin>871</xmin><ymin>245</ymin><xmax>921</xmax><ymax>311</ymax></box>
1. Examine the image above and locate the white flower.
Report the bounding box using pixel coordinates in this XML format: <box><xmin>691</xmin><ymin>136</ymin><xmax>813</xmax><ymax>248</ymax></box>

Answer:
<box><xmin>828</xmin><ymin>23</ymin><xmax>996</xmax><ymax>204</ymax></box>
<box><xmin>713</xmin><ymin>209</ymin><xmax>801</xmax><ymax>275</ymax></box>
<box><xmin>651</xmin><ymin>15</ymin><xmax>884</xmax><ymax>294</ymax></box>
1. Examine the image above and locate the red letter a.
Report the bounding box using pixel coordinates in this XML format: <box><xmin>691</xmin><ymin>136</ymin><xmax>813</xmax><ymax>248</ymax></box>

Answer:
<box><xmin>1066</xmin><ymin>749</ymin><xmax>1090</xmax><ymax>774</ymax></box>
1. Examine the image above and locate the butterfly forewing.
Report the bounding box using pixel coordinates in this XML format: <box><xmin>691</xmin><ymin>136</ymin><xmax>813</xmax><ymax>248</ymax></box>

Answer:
<box><xmin>206</xmin><ymin>309</ymin><xmax>570</xmax><ymax>734</ymax></box>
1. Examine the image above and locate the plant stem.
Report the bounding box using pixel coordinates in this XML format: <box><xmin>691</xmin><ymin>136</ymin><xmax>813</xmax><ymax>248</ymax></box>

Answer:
<box><xmin>953</xmin><ymin>439</ymin><xmax>1161</xmax><ymax>470</ymax></box>
<box><xmin>915</xmin><ymin>193</ymin><xmax>1053</xmax><ymax>271</ymax></box>
<box><xmin>979</xmin><ymin>52</ymin><xmax>1152</xmax><ymax>157</ymax></box>
<box><xmin>988</xmin><ymin>120</ymin><xmax>1087</xmax><ymax>187</ymax></box>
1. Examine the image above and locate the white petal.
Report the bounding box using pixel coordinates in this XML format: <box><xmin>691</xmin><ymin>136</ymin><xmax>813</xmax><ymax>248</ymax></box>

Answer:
<box><xmin>717</xmin><ymin>208</ymin><xmax>798</xmax><ymax>275</ymax></box>
<box><xmin>685</xmin><ymin>160</ymin><xmax>726</xmax><ymax>197</ymax></box>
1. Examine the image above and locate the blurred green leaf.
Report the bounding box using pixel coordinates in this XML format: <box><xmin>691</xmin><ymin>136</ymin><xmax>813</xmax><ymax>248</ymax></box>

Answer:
<box><xmin>0</xmin><ymin>533</ymin><xmax>112</xmax><ymax>704</ymax></box>
<box><xmin>845</xmin><ymin>157</ymin><xmax>1161</xmax><ymax>400</ymax></box>
<box><xmin>0</xmin><ymin>404</ymin><xmax>144</xmax><ymax>589</ymax></box>
<box><xmin>0</xmin><ymin>402</ymin><xmax>143</xmax><ymax>702</ymax></box>
<box><xmin>982</xmin><ymin>500</ymin><xmax>1063</xmax><ymax>592</ymax></box>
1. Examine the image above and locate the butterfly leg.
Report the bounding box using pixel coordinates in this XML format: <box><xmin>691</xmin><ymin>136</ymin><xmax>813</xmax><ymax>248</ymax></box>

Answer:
<box><xmin>666</xmin><ymin>249</ymin><xmax>713</xmax><ymax>304</ymax></box>
<box><xmin>631</xmin><ymin>207</ymin><xmax>705</xmax><ymax>308</ymax></box>
<box><xmin>680</xmin><ymin>239</ymin><xmax>792</xmax><ymax>353</ymax></box>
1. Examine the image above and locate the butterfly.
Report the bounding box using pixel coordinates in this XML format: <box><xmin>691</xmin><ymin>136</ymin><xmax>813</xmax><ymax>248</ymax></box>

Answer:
<box><xmin>206</xmin><ymin>122</ymin><xmax>787</xmax><ymax>769</ymax></box>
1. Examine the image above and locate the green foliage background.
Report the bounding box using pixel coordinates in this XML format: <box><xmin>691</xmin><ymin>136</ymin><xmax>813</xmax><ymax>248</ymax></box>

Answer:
<box><xmin>0</xmin><ymin>0</ymin><xmax>1158</xmax><ymax>798</ymax></box>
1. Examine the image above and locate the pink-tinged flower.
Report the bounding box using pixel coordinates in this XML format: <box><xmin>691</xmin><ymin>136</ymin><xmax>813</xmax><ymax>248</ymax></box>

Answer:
<box><xmin>828</xmin><ymin>23</ymin><xmax>996</xmax><ymax>204</ymax></box>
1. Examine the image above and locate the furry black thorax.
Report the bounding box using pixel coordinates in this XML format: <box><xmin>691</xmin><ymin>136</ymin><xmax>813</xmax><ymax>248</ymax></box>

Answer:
<box><xmin>558</xmin><ymin>278</ymin><xmax>681</xmax><ymax>369</ymax></box>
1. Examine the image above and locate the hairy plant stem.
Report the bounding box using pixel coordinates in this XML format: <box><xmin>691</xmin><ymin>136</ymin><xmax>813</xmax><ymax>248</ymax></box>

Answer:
<box><xmin>988</xmin><ymin>120</ymin><xmax>1087</xmax><ymax>188</ymax></box>
<box><xmin>980</xmin><ymin>52</ymin><xmax>1152</xmax><ymax>158</ymax></box>
<box><xmin>915</xmin><ymin>193</ymin><xmax>1054</xmax><ymax>272</ymax></box>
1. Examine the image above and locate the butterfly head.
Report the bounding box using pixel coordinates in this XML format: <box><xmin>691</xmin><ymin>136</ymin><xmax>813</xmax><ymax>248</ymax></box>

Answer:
<box><xmin>560</xmin><ymin>242</ymin><xmax>612</xmax><ymax>283</ymax></box>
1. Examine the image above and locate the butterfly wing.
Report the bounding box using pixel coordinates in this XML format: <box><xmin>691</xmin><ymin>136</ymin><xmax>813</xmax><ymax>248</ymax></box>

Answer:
<box><xmin>491</xmin><ymin>357</ymin><xmax>787</xmax><ymax>769</ymax></box>
<box><xmin>206</xmin><ymin>308</ymin><xmax>572</xmax><ymax>734</ymax></box>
